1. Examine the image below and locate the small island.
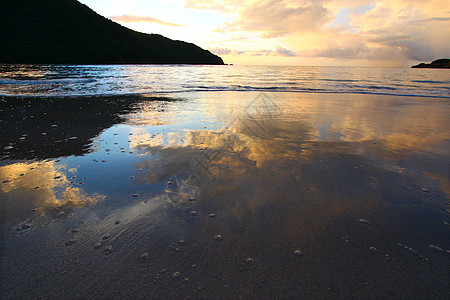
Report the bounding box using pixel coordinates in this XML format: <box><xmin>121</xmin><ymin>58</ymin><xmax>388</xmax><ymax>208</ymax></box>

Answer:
<box><xmin>0</xmin><ymin>0</ymin><xmax>223</xmax><ymax>65</ymax></box>
<box><xmin>411</xmin><ymin>58</ymin><xmax>450</xmax><ymax>69</ymax></box>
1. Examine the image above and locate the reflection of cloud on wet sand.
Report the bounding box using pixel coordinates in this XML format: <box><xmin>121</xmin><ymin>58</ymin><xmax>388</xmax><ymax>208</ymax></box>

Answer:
<box><xmin>121</xmin><ymin>93</ymin><xmax>449</xmax><ymax>243</ymax></box>
<box><xmin>0</xmin><ymin>161</ymin><xmax>105</xmax><ymax>216</ymax></box>
<box><xmin>125</xmin><ymin>99</ymin><xmax>176</xmax><ymax>126</ymax></box>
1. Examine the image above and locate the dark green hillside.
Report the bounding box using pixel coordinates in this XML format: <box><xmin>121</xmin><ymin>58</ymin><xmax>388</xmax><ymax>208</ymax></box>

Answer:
<box><xmin>0</xmin><ymin>0</ymin><xmax>224</xmax><ymax>65</ymax></box>
<box><xmin>411</xmin><ymin>58</ymin><xmax>450</xmax><ymax>68</ymax></box>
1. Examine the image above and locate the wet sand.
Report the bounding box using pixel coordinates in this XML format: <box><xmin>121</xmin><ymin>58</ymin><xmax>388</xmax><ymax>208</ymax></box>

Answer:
<box><xmin>1</xmin><ymin>92</ymin><xmax>449</xmax><ymax>299</ymax></box>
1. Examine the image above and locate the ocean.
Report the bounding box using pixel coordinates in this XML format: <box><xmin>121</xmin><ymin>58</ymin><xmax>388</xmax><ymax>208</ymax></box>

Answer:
<box><xmin>0</xmin><ymin>65</ymin><xmax>449</xmax><ymax>299</ymax></box>
<box><xmin>1</xmin><ymin>64</ymin><xmax>449</xmax><ymax>98</ymax></box>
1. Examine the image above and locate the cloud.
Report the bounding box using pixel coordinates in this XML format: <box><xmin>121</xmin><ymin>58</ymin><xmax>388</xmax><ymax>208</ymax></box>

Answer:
<box><xmin>185</xmin><ymin>0</ymin><xmax>242</xmax><ymax>11</ymax></box>
<box><xmin>217</xmin><ymin>0</ymin><xmax>331</xmax><ymax>38</ymax></box>
<box><xmin>189</xmin><ymin>0</ymin><xmax>450</xmax><ymax>63</ymax></box>
<box><xmin>346</xmin><ymin>1</ymin><xmax>450</xmax><ymax>61</ymax></box>
<box><xmin>311</xmin><ymin>41</ymin><xmax>370</xmax><ymax>59</ymax></box>
<box><xmin>110</xmin><ymin>15</ymin><xmax>184</xmax><ymax>26</ymax></box>
<box><xmin>274</xmin><ymin>46</ymin><xmax>297</xmax><ymax>57</ymax></box>
<box><xmin>419</xmin><ymin>17</ymin><xmax>450</xmax><ymax>22</ymax></box>
<box><xmin>209</xmin><ymin>46</ymin><xmax>298</xmax><ymax>57</ymax></box>
<box><xmin>208</xmin><ymin>47</ymin><xmax>232</xmax><ymax>55</ymax></box>
<box><xmin>370</xmin><ymin>35</ymin><xmax>411</xmax><ymax>43</ymax></box>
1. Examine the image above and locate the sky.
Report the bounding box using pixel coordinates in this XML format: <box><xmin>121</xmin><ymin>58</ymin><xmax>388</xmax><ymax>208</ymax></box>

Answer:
<box><xmin>78</xmin><ymin>0</ymin><xmax>450</xmax><ymax>66</ymax></box>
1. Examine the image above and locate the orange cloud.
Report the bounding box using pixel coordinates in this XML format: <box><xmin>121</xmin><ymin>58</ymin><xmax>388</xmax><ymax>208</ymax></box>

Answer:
<box><xmin>110</xmin><ymin>15</ymin><xmax>184</xmax><ymax>26</ymax></box>
<box><xmin>216</xmin><ymin>0</ymin><xmax>331</xmax><ymax>38</ymax></box>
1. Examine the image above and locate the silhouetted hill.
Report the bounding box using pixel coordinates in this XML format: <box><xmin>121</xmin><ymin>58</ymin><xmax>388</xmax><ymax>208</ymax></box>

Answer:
<box><xmin>0</xmin><ymin>0</ymin><xmax>224</xmax><ymax>65</ymax></box>
<box><xmin>412</xmin><ymin>58</ymin><xmax>450</xmax><ymax>68</ymax></box>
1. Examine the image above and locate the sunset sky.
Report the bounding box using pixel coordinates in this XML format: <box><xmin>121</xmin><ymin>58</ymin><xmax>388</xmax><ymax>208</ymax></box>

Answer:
<box><xmin>78</xmin><ymin>0</ymin><xmax>449</xmax><ymax>66</ymax></box>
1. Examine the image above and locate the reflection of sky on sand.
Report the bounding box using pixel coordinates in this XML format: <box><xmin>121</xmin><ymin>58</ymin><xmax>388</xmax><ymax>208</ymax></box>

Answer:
<box><xmin>0</xmin><ymin>161</ymin><xmax>105</xmax><ymax>214</ymax></box>
<box><xmin>111</xmin><ymin>92</ymin><xmax>449</xmax><ymax>242</ymax></box>
<box><xmin>1</xmin><ymin>92</ymin><xmax>449</xmax><ymax>299</ymax></box>
<box><xmin>1</xmin><ymin>93</ymin><xmax>448</xmax><ymax>225</ymax></box>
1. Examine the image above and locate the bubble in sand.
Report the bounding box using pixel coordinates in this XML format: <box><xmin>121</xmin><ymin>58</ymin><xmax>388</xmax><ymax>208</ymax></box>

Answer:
<box><xmin>294</xmin><ymin>249</ymin><xmax>303</xmax><ymax>256</ymax></box>
<box><xmin>65</xmin><ymin>239</ymin><xmax>76</xmax><ymax>246</ymax></box>
<box><xmin>178</xmin><ymin>240</ymin><xmax>186</xmax><ymax>246</ymax></box>
<box><xmin>141</xmin><ymin>252</ymin><xmax>150</xmax><ymax>259</ymax></box>
<box><xmin>183</xmin><ymin>278</ymin><xmax>190</xmax><ymax>284</ymax></box>
<box><xmin>214</xmin><ymin>235</ymin><xmax>223</xmax><ymax>241</ymax></box>
<box><xmin>208</xmin><ymin>213</ymin><xmax>217</xmax><ymax>218</ymax></box>
<box><xmin>246</xmin><ymin>258</ymin><xmax>255</xmax><ymax>264</ymax></box>
<box><xmin>359</xmin><ymin>219</ymin><xmax>369</xmax><ymax>224</ymax></box>
<box><xmin>3</xmin><ymin>146</ymin><xmax>13</xmax><ymax>150</ymax></box>
<box><xmin>191</xmin><ymin>210</ymin><xmax>198</xmax><ymax>216</ymax></box>
<box><xmin>172</xmin><ymin>272</ymin><xmax>180</xmax><ymax>278</ymax></box>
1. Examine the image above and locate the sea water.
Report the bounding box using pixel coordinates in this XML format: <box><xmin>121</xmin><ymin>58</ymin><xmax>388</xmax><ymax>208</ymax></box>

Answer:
<box><xmin>1</xmin><ymin>64</ymin><xmax>449</xmax><ymax>98</ymax></box>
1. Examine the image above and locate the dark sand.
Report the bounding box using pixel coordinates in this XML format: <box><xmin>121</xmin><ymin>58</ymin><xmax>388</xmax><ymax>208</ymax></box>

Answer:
<box><xmin>1</xmin><ymin>92</ymin><xmax>449</xmax><ymax>299</ymax></box>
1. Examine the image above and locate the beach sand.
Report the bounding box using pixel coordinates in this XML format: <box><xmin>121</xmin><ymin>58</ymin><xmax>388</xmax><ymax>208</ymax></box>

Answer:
<box><xmin>1</xmin><ymin>92</ymin><xmax>449</xmax><ymax>298</ymax></box>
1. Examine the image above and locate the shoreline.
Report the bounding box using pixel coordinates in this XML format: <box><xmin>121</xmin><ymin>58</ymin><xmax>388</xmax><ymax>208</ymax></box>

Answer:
<box><xmin>1</xmin><ymin>89</ymin><xmax>450</xmax><ymax>99</ymax></box>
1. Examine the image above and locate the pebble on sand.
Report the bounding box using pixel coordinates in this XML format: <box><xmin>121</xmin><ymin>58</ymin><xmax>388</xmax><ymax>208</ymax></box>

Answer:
<box><xmin>428</xmin><ymin>244</ymin><xmax>443</xmax><ymax>252</ymax></box>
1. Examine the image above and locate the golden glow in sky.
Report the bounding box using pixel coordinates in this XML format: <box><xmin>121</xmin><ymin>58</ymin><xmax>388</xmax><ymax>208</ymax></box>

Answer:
<box><xmin>78</xmin><ymin>0</ymin><xmax>450</xmax><ymax>66</ymax></box>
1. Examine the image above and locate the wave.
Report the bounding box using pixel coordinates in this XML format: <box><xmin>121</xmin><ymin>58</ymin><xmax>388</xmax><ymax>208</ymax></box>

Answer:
<box><xmin>411</xmin><ymin>80</ymin><xmax>450</xmax><ymax>84</ymax></box>
<box><xmin>0</xmin><ymin>78</ymin><xmax>97</xmax><ymax>85</ymax></box>
<box><xmin>2</xmin><ymin>87</ymin><xmax>449</xmax><ymax>99</ymax></box>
